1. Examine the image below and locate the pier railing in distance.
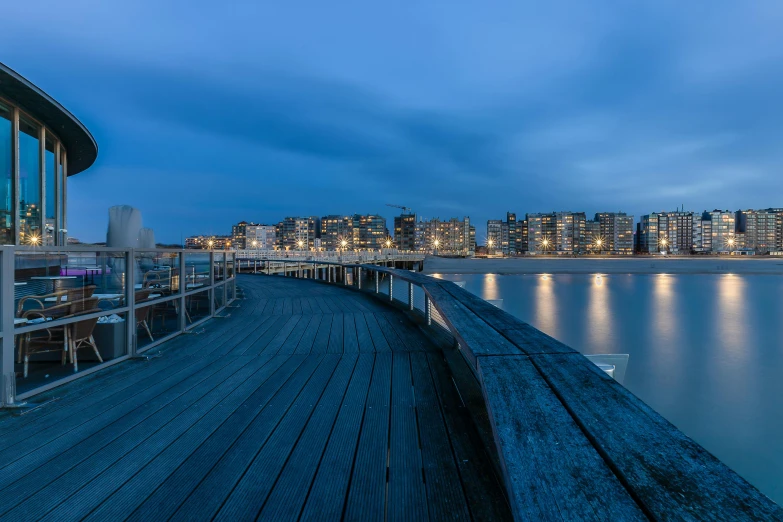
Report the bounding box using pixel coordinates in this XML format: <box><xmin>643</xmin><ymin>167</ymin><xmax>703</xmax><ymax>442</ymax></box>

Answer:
<box><xmin>1</xmin><ymin>246</ymin><xmax>237</xmax><ymax>405</ymax></box>
<box><xmin>258</xmin><ymin>259</ymin><xmax>782</xmax><ymax>521</ymax></box>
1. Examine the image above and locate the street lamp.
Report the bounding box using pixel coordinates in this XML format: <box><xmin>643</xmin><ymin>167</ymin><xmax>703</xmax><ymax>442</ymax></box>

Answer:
<box><xmin>28</xmin><ymin>234</ymin><xmax>41</xmax><ymax>246</ymax></box>
<box><xmin>297</xmin><ymin>239</ymin><xmax>305</xmax><ymax>250</ymax></box>
<box><xmin>207</xmin><ymin>239</ymin><xmax>215</xmax><ymax>249</ymax></box>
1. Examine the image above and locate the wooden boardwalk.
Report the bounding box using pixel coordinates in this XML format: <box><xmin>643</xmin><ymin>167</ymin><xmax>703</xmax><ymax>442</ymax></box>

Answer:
<box><xmin>0</xmin><ymin>275</ymin><xmax>511</xmax><ymax>521</ymax></box>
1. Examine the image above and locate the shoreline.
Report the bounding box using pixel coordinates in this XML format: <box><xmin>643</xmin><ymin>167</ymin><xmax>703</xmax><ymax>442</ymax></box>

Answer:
<box><xmin>422</xmin><ymin>256</ymin><xmax>783</xmax><ymax>275</ymax></box>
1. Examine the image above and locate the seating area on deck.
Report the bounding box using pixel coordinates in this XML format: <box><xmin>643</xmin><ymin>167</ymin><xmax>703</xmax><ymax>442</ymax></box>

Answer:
<box><xmin>0</xmin><ymin>274</ymin><xmax>511</xmax><ymax>521</ymax></box>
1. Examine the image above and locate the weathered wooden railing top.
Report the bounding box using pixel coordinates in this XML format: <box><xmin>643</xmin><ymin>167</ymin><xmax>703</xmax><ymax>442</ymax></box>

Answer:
<box><xmin>314</xmin><ymin>263</ymin><xmax>782</xmax><ymax>521</ymax></box>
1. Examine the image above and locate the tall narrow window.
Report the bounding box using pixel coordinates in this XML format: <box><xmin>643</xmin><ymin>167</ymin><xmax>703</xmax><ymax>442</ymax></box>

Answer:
<box><xmin>45</xmin><ymin>135</ymin><xmax>55</xmax><ymax>245</ymax></box>
<box><xmin>18</xmin><ymin>116</ymin><xmax>41</xmax><ymax>245</ymax></box>
<box><xmin>59</xmin><ymin>150</ymin><xmax>65</xmax><ymax>244</ymax></box>
<box><xmin>0</xmin><ymin>103</ymin><xmax>12</xmax><ymax>244</ymax></box>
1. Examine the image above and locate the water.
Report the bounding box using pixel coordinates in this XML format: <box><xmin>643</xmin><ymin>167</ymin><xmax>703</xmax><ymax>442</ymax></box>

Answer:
<box><xmin>433</xmin><ymin>272</ymin><xmax>783</xmax><ymax>505</ymax></box>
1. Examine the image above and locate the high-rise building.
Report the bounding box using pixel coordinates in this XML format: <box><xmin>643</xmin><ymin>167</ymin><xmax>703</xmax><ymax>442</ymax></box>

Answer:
<box><xmin>638</xmin><ymin>211</ymin><xmax>693</xmax><ymax>254</ymax></box>
<box><xmin>353</xmin><ymin>214</ymin><xmax>386</xmax><ymax>250</ymax></box>
<box><xmin>584</xmin><ymin>220</ymin><xmax>601</xmax><ymax>252</ymax></box>
<box><xmin>185</xmin><ymin>235</ymin><xmax>232</xmax><ymax>249</ymax></box>
<box><xmin>692</xmin><ymin>212</ymin><xmax>712</xmax><ymax>253</ymax></box>
<box><xmin>276</xmin><ymin>216</ymin><xmax>319</xmax><ymax>250</ymax></box>
<box><xmin>320</xmin><ymin>215</ymin><xmax>353</xmax><ymax>250</ymax></box>
<box><xmin>486</xmin><ymin>219</ymin><xmax>502</xmax><ymax>254</ymax></box>
<box><xmin>709</xmin><ymin>210</ymin><xmax>736</xmax><ymax>253</ymax></box>
<box><xmin>526</xmin><ymin>212</ymin><xmax>583</xmax><ymax>254</ymax></box>
<box><xmin>766</xmin><ymin>208</ymin><xmax>783</xmax><ymax>252</ymax></box>
<box><xmin>507</xmin><ymin>212</ymin><xmax>518</xmax><ymax>255</ymax></box>
<box><xmin>519</xmin><ymin>218</ymin><xmax>529</xmax><ymax>253</ymax></box>
<box><xmin>393</xmin><ymin>213</ymin><xmax>417</xmax><ymax>251</ymax></box>
<box><xmin>416</xmin><ymin>217</ymin><xmax>474</xmax><ymax>255</ymax></box>
<box><xmin>231</xmin><ymin>221</ymin><xmax>259</xmax><ymax>249</ymax></box>
<box><xmin>736</xmin><ymin>209</ymin><xmax>777</xmax><ymax>253</ymax></box>
<box><xmin>594</xmin><ymin>212</ymin><xmax>634</xmax><ymax>254</ymax></box>
<box><xmin>246</xmin><ymin>224</ymin><xmax>276</xmax><ymax>249</ymax></box>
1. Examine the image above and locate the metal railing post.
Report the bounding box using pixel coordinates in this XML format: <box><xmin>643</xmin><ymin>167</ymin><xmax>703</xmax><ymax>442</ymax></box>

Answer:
<box><xmin>179</xmin><ymin>251</ymin><xmax>187</xmax><ymax>331</ymax></box>
<box><xmin>389</xmin><ymin>275</ymin><xmax>394</xmax><ymax>301</ymax></box>
<box><xmin>408</xmin><ymin>282</ymin><xmax>414</xmax><ymax>311</ymax></box>
<box><xmin>209</xmin><ymin>251</ymin><xmax>216</xmax><ymax>317</ymax></box>
<box><xmin>425</xmin><ymin>295</ymin><xmax>432</xmax><ymax>325</ymax></box>
<box><xmin>375</xmin><ymin>270</ymin><xmax>379</xmax><ymax>293</ymax></box>
<box><xmin>126</xmin><ymin>249</ymin><xmax>137</xmax><ymax>357</ymax></box>
<box><xmin>343</xmin><ymin>267</ymin><xmax>347</xmax><ymax>286</ymax></box>
<box><xmin>1</xmin><ymin>247</ymin><xmax>18</xmax><ymax>406</ymax></box>
<box><xmin>357</xmin><ymin>267</ymin><xmax>361</xmax><ymax>289</ymax></box>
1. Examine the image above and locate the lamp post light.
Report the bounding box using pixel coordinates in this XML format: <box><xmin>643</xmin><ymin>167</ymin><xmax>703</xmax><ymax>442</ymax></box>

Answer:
<box><xmin>595</xmin><ymin>238</ymin><xmax>603</xmax><ymax>254</ymax></box>
<box><xmin>659</xmin><ymin>237</ymin><xmax>669</xmax><ymax>254</ymax></box>
<box><xmin>433</xmin><ymin>238</ymin><xmax>441</xmax><ymax>255</ymax></box>
<box><xmin>207</xmin><ymin>239</ymin><xmax>215</xmax><ymax>250</ymax></box>
<box><xmin>726</xmin><ymin>236</ymin><xmax>736</xmax><ymax>251</ymax></box>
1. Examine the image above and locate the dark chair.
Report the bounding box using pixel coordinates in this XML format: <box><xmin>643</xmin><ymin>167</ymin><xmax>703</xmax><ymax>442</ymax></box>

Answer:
<box><xmin>135</xmin><ymin>289</ymin><xmax>154</xmax><ymax>342</ymax></box>
<box><xmin>66</xmin><ymin>308</ymin><xmax>104</xmax><ymax>373</ymax></box>
<box><xmin>19</xmin><ymin>303</ymin><xmax>73</xmax><ymax>377</ymax></box>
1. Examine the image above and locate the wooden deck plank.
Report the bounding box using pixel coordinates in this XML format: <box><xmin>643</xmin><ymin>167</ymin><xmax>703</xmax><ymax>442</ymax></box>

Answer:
<box><xmin>278</xmin><ymin>315</ymin><xmax>315</xmax><ymax>354</ymax></box>
<box><xmin>354</xmin><ymin>313</ymin><xmax>375</xmax><ymax>353</ymax></box>
<box><xmin>0</xmin><ymin>352</ymin><xmax>262</xmax><ymax>515</ymax></box>
<box><xmin>343</xmin><ymin>313</ymin><xmax>359</xmax><ymax>354</ymax></box>
<box><xmin>216</xmin><ymin>354</ymin><xmax>356</xmax><ymax>520</ymax></box>
<box><xmin>425</xmin><ymin>351</ymin><xmax>513</xmax><ymax>521</ymax></box>
<box><xmin>11</xmin><ymin>353</ymin><xmax>299</xmax><ymax>522</ymax></box>
<box><xmin>255</xmin><ymin>354</ymin><xmax>359</xmax><ymax>520</ymax></box>
<box><xmin>388</xmin><ymin>352</ymin><xmax>429</xmax><ymax>521</ymax></box>
<box><xmin>71</xmin><ymin>354</ymin><xmax>317</xmax><ymax>522</ymax></box>
<box><xmin>165</xmin><ymin>355</ymin><xmax>335</xmax><ymax>522</ymax></box>
<box><xmin>343</xmin><ymin>352</ymin><xmax>392</xmax><ymax>522</ymax></box>
<box><xmin>363</xmin><ymin>312</ymin><xmax>391</xmax><ymax>352</ymax></box>
<box><xmin>409</xmin><ymin>352</ymin><xmax>472</xmax><ymax>522</ymax></box>
<box><xmin>327</xmin><ymin>312</ymin><xmax>344</xmax><ymax>354</ymax></box>
<box><xmin>299</xmin><ymin>353</ymin><xmax>375</xmax><ymax>522</ymax></box>
<box><xmin>295</xmin><ymin>314</ymin><xmax>323</xmax><ymax>355</ymax></box>
<box><xmin>312</xmin><ymin>314</ymin><xmax>333</xmax><ymax>354</ymax></box>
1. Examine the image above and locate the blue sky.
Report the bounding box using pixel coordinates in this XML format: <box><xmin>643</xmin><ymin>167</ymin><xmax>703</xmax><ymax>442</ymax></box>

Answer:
<box><xmin>2</xmin><ymin>1</ymin><xmax>782</xmax><ymax>243</ymax></box>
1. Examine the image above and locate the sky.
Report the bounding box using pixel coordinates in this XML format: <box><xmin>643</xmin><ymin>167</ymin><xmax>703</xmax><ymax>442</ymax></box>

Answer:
<box><xmin>2</xmin><ymin>1</ymin><xmax>783</xmax><ymax>244</ymax></box>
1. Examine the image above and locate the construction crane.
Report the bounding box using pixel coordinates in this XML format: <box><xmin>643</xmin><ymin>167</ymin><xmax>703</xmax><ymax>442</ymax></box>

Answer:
<box><xmin>386</xmin><ymin>203</ymin><xmax>413</xmax><ymax>214</ymax></box>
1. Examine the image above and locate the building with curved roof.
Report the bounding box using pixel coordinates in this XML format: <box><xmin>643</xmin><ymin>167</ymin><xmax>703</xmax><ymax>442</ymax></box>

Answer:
<box><xmin>0</xmin><ymin>61</ymin><xmax>97</xmax><ymax>245</ymax></box>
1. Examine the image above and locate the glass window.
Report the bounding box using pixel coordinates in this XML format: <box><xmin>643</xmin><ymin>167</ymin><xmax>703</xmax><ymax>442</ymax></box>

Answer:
<box><xmin>19</xmin><ymin>116</ymin><xmax>41</xmax><ymax>245</ymax></box>
<box><xmin>45</xmin><ymin>136</ymin><xmax>55</xmax><ymax>245</ymax></box>
<box><xmin>58</xmin><ymin>150</ymin><xmax>65</xmax><ymax>244</ymax></box>
<box><xmin>0</xmin><ymin>103</ymin><xmax>12</xmax><ymax>244</ymax></box>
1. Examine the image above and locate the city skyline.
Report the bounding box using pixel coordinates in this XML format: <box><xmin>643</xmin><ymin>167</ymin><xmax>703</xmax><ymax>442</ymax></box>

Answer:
<box><xmin>3</xmin><ymin>2</ymin><xmax>783</xmax><ymax>243</ymax></box>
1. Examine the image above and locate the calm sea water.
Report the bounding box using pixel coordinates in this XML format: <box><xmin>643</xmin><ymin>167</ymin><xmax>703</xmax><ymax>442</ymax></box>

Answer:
<box><xmin>433</xmin><ymin>272</ymin><xmax>783</xmax><ymax>505</ymax></box>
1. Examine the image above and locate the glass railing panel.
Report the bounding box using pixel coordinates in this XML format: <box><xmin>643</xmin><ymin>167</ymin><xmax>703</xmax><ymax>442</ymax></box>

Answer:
<box><xmin>227</xmin><ymin>280</ymin><xmax>235</xmax><ymax>303</ymax></box>
<box><xmin>186</xmin><ymin>288</ymin><xmax>212</xmax><ymax>326</ymax></box>
<box><xmin>213</xmin><ymin>252</ymin><xmax>225</xmax><ymax>282</ymax></box>
<box><xmin>15</xmin><ymin>250</ymin><xmax>128</xmax><ymax>327</ymax></box>
<box><xmin>184</xmin><ymin>252</ymin><xmax>210</xmax><ymax>292</ymax></box>
<box><xmin>14</xmin><ymin>310</ymin><xmax>128</xmax><ymax>396</ymax></box>
<box><xmin>226</xmin><ymin>252</ymin><xmax>235</xmax><ymax>279</ymax></box>
<box><xmin>136</xmin><ymin>293</ymin><xmax>182</xmax><ymax>350</ymax></box>
<box><xmin>214</xmin><ymin>283</ymin><xmax>226</xmax><ymax>311</ymax></box>
<box><xmin>135</xmin><ymin>251</ymin><xmax>181</xmax><ymax>301</ymax></box>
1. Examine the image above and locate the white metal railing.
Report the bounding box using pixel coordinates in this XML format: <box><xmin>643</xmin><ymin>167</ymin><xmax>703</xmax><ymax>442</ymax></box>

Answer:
<box><xmin>234</xmin><ymin>249</ymin><xmax>425</xmax><ymax>263</ymax></box>
<box><xmin>1</xmin><ymin>246</ymin><xmax>237</xmax><ymax>407</ymax></box>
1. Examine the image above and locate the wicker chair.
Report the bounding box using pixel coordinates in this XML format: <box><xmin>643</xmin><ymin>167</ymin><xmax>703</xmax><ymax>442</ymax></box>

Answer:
<box><xmin>66</xmin><ymin>308</ymin><xmax>104</xmax><ymax>373</ymax></box>
<box><xmin>16</xmin><ymin>284</ymin><xmax>97</xmax><ymax>316</ymax></box>
<box><xmin>19</xmin><ymin>303</ymin><xmax>73</xmax><ymax>377</ymax></box>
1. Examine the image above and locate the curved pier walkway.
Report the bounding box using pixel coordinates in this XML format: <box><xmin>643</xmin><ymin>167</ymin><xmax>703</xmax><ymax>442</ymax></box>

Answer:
<box><xmin>0</xmin><ymin>275</ymin><xmax>511</xmax><ymax>521</ymax></box>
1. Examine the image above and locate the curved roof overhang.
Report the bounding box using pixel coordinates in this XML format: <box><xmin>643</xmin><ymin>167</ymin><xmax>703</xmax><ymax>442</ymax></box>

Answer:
<box><xmin>0</xmin><ymin>61</ymin><xmax>97</xmax><ymax>175</ymax></box>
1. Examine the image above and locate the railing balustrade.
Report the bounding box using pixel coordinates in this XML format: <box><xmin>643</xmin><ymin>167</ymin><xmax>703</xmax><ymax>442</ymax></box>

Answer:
<box><xmin>0</xmin><ymin>246</ymin><xmax>236</xmax><ymax>405</ymax></box>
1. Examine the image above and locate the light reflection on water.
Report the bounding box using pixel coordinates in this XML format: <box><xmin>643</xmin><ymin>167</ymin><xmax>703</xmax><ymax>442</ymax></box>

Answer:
<box><xmin>432</xmin><ymin>272</ymin><xmax>783</xmax><ymax>505</ymax></box>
